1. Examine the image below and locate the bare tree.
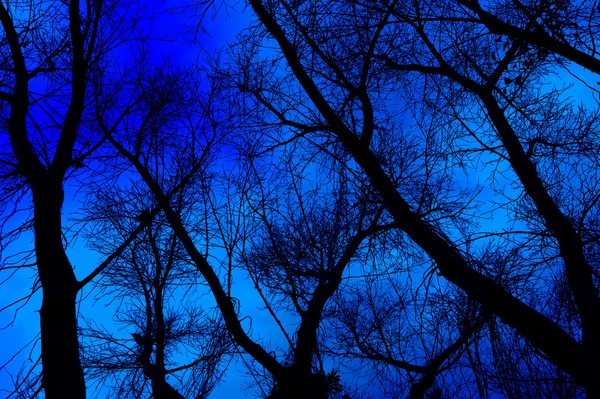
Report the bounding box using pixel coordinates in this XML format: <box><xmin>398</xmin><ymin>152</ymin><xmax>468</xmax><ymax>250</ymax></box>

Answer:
<box><xmin>80</xmin><ymin>189</ymin><xmax>232</xmax><ymax>399</ymax></box>
<box><xmin>227</xmin><ymin>0</ymin><xmax>600</xmax><ymax>395</ymax></box>
<box><xmin>0</xmin><ymin>1</ymin><xmax>155</xmax><ymax>397</ymax></box>
<box><xmin>327</xmin><ymin>275</ymin><xmax>489</xmax><ymax>398</ymax></box>
<box><xmin>97</xmin><ymin>43</ymin><xmax>409</xmax><ymax>396</ymax></box>
<box><xmin>5</xmin><ymin>0</ymin><xmax>599</xmax><ymax>396</ymax></box>
<box><xmin>0</xmin><ymin>1</ymin><xmax>213</xmax><ymax>397</ymax></box>
<box><xmin>237</xmin><ymin>150</ymin><xmax>398</xmax><ymax>398</ymax></box>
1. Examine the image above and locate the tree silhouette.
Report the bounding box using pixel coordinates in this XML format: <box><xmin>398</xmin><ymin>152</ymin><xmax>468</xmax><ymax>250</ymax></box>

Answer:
<box><xmin>2</xmin><ymin>0</ymin><xmax>600</xmax><ymax>397</ymax></box>
<box><xmin>80</xmin><ymin>194</ymin><xmax>231</xmax><ymax>399</ymax></box>
<box><xmin>239</xmin><ymin>0</ymin><xmax>600</xmax><ymax>396</ymax></box>
<box><xmin>0</xmin><ymin>1</ymin><xmax>155</xmax><ymax>397</ymax></box>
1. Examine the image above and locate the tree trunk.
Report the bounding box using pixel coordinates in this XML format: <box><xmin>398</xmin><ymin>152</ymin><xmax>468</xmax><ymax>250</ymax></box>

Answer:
<box><xmin>269</xmin><ymin>368</ymin><xmax>330</xmax><ymax>399</ymax></box>
<box><xmin>33</xmin><ymin>182</ymin><xmax>86</xmax><ymax>399</ymax></box>
<box><xmin>148</xmin><ymin>373</ymin><xmax>185</xmax><ymax>399</ymax></box>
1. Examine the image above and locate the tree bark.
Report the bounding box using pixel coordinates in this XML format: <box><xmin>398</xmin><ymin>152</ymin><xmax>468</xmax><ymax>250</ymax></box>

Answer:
<box><xmin>33</xmin><ymin>180</ymin><xmax>86</xmax><ymax>399</ymax></box>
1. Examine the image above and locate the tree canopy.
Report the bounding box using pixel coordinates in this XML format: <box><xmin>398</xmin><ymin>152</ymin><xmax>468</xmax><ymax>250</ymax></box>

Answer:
<box><xmin>1</xmin><ymin>0</ymin><xmax>600</xmax><ymax>398</ymax></box>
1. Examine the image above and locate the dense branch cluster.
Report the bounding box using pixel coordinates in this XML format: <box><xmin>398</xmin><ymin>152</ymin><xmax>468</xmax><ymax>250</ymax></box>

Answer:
<box><xmin>1</xmin><ymin>0</ymin><xmax>600</xmax><ymax>398</ymax></box>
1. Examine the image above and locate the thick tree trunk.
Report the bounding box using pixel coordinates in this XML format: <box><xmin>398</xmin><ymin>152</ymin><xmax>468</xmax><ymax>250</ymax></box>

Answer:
<box><xmin>33</xmin><ymin>183</ymin><xmax>86</xmax><ymax>399</ymax></box>
<box><xmin>148</xmin><ymin>372</ymin><xmax>185</xmax><ymax>399</ymax></box>
<box><xmin>410</xmin><ymin>375</ymin><xmax>438</xmax><ymax>399</ymax></box>
<box><xmin>268</xmin><ymin>367</ymin><xmax>330</xmax><ymax>399</ymax></box>
<box><xmin>39</xmin><ymin>279</ymin><xmax>85</xmax><ymax>399</ymax></box>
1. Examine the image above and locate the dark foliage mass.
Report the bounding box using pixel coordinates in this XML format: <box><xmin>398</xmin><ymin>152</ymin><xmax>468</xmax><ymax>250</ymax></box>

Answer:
<box><xmin>1</xmin><ymin>0</ymin><xmax>600</xmax><ymax>398</ymax></box>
